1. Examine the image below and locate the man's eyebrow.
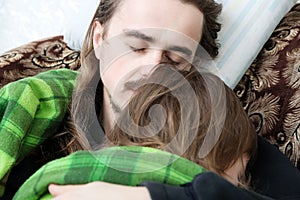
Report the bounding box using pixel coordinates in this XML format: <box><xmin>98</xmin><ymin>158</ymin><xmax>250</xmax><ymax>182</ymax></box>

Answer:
<box><xmin>123</xmin><ymin>29</ymin><xmax>193</xmax><ymax>57</ymax></box>
<box><xmin>168</xmin><ymin>46</ymin><xmax>193</xmax><ymax>58</ymax></box>
<box><xmin>123</xmin><ymin>29</ymin><xmax>154</xmax><ymax>42</ymax></box>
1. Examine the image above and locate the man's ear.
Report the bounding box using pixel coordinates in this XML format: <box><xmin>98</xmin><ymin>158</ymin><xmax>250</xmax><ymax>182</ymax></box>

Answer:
<box><xmin>93</xmin><ymin>21</ymin><xmax>104</xmax><ymax>59</ymax></box>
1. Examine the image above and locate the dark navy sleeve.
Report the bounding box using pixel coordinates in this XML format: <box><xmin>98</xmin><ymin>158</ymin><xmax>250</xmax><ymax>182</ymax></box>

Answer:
<box><xmin>250</xmin><ymin>136</ymin><xmax>300</xmax><ymax>199</ymax></box>
<box><xmin>142</xmin><ymin>172</ymin><xmax>272</xmax><ymax>200</ymax></box>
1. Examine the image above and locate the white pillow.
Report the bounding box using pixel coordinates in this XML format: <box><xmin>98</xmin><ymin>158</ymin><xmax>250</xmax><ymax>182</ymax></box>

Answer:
<box><xmin>0</xmin><ymin>0</ymin><xmax>297</xmax><ymax>88</ymax></box>
<box><xmin>215</xmin><ymin>0</ymin><xmax>297</xmax><ymax>88</ymax></box>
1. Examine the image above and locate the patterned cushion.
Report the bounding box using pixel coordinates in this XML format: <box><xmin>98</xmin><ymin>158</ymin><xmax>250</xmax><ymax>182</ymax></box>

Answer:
<box><xmin>0</xmin><ymin>35</ymin><xmax>80</xmax><ymax>88</ymax></box>
<box><xmin>234</xmin><ymin>4</ymin><xmax>300</xmax><ymax>170</ymax></box>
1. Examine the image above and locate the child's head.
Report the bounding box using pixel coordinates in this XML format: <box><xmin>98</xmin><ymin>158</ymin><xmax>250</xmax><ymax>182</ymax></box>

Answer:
<box><xmin>106</xmin><ymin>64</ymin><xmax>257</xmax><ymax>186</ymax></box>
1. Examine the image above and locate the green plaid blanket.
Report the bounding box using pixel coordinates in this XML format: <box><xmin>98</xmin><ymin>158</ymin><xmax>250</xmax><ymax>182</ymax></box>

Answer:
<box><xmin>0</xmin><ymin>69</ymin><xmax>77</xmax><ymax>196</ymax></box>
<box><xmin>0</xmin><ymin>69</ymin><xmax>206</xmax><ymax>199</ymax></box>
<box><xmin>13</xmin><ymin>146</ymin><xmax>205</xmax><ymax>200</ymax></box>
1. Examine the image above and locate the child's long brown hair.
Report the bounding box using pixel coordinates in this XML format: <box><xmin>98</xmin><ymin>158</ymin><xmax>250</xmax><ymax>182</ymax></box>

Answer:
<box><xmin>104</xmin><ymin>65</ymin><xmax>257</xmax><ymax>185</ymax></box>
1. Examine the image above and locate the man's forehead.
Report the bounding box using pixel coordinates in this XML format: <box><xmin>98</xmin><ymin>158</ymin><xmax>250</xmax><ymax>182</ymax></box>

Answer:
<box><xmin>110</xmin><ymin>0</ymin><xmax>204</xmax><ymax>42</ymax></box>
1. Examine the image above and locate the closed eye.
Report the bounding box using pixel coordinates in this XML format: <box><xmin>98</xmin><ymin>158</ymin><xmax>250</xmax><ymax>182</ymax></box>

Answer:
<box><xmin>129</xmin><ymin>46</ymin><xmax>147</xmax><ymax>53</ymax></box>
<box><xmin>165</xmin><ymin>55</ymin><xmax>180</xmax><ymax>65</ymax></box>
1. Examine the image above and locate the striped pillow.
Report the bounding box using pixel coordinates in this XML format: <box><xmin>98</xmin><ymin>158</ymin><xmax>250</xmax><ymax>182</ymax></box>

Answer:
<box><xmin>215</xmin><ymin>0</ymin><xmax>297</xmax><ymax>88</ymax></box>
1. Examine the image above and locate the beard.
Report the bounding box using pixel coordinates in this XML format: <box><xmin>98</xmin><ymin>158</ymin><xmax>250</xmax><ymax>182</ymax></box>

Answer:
<box><xmin>107</xmin><ymin>77</ymin><xmax>149</xmax><ymax>115</ymax></box>
<box><xmin>111</xmin><ymin>98</ymin><xmax>122</xmax><ymax>114</ymax></box>
<box><xmin>104</xmin><ymin>86</ymin><xmax>123</xmax><ymax>115</ymax></box>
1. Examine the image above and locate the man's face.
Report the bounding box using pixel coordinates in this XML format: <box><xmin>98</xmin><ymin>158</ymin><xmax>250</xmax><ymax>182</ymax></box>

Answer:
<box><xmin>93</xmin><ymin>0</ymin><xmax>204</xmax><ymax>114</ymax></box>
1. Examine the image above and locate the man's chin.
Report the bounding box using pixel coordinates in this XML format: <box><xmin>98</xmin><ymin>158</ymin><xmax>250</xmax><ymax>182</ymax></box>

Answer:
<box><xmin>111</xmin><ymin>89</ymin><xmax>135</xmax><ymax>113</ymax></box>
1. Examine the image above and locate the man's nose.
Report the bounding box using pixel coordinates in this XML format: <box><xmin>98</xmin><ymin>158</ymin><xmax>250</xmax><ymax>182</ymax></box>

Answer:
<box><xmin>146</xmin><ymin>49</ymin><xmax>165</xmax><ymax>65</ymax></box>
<box><xmin>140</xmin><ymin>50</ymin><xmax>165</xmax><ymax>77</ymax></box>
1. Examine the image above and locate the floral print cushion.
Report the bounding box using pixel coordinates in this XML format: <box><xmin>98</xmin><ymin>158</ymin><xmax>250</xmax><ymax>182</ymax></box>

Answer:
<box><xmin>234</xmin><ymin>4</ymin><xmax>300</xmax><ymax>170</ymax></box>
<box><xmin>0</xmin><ymin>35</ymin><xmax>80</xmax><ymax>88</ymax></box>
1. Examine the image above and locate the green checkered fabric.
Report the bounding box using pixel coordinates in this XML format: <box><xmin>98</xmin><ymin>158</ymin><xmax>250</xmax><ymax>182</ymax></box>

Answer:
<box><xmin>13</xmin><ymin>146</ymin><xmax>205</xmax><ymax>200</ymax></box>
<box><xmin>0</xmin><ymin>69</ymin><xmax>77</xmax><ymax>196</ymax></box>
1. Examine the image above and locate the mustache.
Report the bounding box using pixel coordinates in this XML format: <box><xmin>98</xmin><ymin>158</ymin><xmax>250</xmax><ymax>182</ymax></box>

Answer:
<box><xmin>124</xmin><ymin>78</ymin><xmax>149</xmax><ymax>91</ymax></box>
